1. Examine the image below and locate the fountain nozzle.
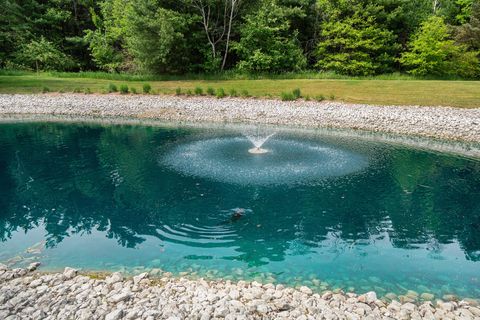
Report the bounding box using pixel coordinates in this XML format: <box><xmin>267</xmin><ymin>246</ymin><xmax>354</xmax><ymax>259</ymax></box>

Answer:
<box><xmin>248</xmin><ymin>147</ymin><xmax>268</xmax><ymax>154</ymax></box>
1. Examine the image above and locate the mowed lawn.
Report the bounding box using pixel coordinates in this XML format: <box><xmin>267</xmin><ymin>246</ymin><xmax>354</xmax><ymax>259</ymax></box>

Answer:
<box><xmin>1</xmin><ymin>74</ymin><xmax>479</xmax><ymax>108</ymax></box>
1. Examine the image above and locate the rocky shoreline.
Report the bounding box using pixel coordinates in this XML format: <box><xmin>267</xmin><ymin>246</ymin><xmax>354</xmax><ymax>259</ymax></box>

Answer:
<box><xmin>1</xmin><ymin>264</ymin><xmax>479</xmax><ymax>320</ymax></box>
<box><xmin>0</xmin><ymin>94</ymin><xmax>479</xmax><ymax>142</ymax></box>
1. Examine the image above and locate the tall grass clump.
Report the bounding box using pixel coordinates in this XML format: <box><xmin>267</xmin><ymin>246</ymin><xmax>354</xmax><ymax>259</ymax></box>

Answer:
<box><xmin>186</xmin><ymin>89</ymin><xmax>193</xmax><ymax>95</ymax></box>
<box><xmin>42</xmin><ymin>86</ymin><xmax>50</xmax><ymax>93</ymax></box>
<box><xmin>131</xmin><ymin>87</ymin><xmax>137</xmax><ymax>94</ymax></box>
<box><xmin>216</xmin><ymin>88</ymin><xmax>226</xmax><ymax>98</ymax></box>
<box><xmin>329</xmin><ymin>94</ymin><xmax>336</xmax><ymax>100</ymax></box>
<box><xmin>280</xmin><ymin>91</ymin><xmax>295</xmax><ymax>101</ymax></box>
<box><xmin>84</xmin><ymin>87</ymin><xmax>92</xmax><ymax>94</ymax></box>
<box><xmin>229</xmin><ymin>88</ymin><xmax>238</xmax><ymax>97</ymax></box>
<box><xmin>142</xmin><ymin>83</ymin><xmax>151</xmax><ymax>94</ymax></box>
<box><xmin>120</xmin><ymin>84</ymin><xmax>129</xmax><ymax>94</ymax></box>
<box><xmin>206</xmin><ymin>87</ymin><xmax>215</xmax><ymax>95</ymax></box>
<box><xmin>108</xmin><ymin>83</ymin><xmax>117</xmax><ymax>93</ymax></box>
<box><xmin>73</xmin><ymin>87</ymin><xmax>82</xmax><ymax>93</ymax></box>
<box><xmin>315</xmin><ymin>94</ymin><xmax>325</xmax><ymax>102</ymax></box>
<box><xmin>292</xmin><ymin>88</ymin><xmax>301</xmax><ymax>99</ymax></box>
<box><xmin>175</xmin><ymin>87</ymin><xmax>182</xmax><ymax>95</ymax></box>
<box><xmin>240</xmin><ymin>89</ymin><xmax>250</xmax><ymax>97</ymax></box>
<box><xmin>194</xmin><ymin>87</ymin><xmax>203</xmax><ymax>95</ymax></box>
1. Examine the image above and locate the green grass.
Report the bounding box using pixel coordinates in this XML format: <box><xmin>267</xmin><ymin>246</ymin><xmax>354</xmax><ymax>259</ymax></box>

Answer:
<box><xmin>0</xmin><ymin>72</ymin><xmax>479</xmax><ymax>107</ymax></box>
<box><xmin>0</xmin><ymin>69</ymin><xmax>471</xmax><ymax>81</ymax></box>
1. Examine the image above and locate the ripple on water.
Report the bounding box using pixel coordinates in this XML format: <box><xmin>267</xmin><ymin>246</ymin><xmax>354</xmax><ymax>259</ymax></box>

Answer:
<box><xmin>161</xmin><ymin>137</ymin><xmax>369</xmax><ymax>186</ymax></box>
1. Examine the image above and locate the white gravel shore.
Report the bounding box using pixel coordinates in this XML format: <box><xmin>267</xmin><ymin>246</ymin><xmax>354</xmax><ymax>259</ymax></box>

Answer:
<box><xmin>0</xmin><ymin>94</ymin><xmax>479</xmax><ymax>142</ymax></box>
<box><xmin>1</xmin><ymin>264</ymin><xmax>479</xmax><ymax>320</ymax></box>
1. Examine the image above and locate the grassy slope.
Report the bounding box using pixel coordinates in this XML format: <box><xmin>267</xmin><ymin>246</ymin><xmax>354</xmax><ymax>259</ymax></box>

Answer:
<box><xmin>1</xmin><ymin>74</ymin><xmax>480</xmax><ymax>107</ymax></box>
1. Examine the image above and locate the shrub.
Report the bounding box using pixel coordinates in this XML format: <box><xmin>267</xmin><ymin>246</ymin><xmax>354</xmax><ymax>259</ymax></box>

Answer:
<box><xmin>108</xmin><ymin>83</ymin><xmax>118</xmax><ymax>93</ymax></box>
<box><xmin>194</xmin><ymin>87</ymin><xmax>203</xmax><ymax>95</ymax></box>
<box><xmin>14</xmin><ymin>37</ymin><xmax>75</xmax><ymax>72</ymax></box>
<box><xmin>206</xmin><ymin>87</ymin><xmax>215</xmax><ymax>95</ymax></box>
<box><xmin>216</xmin><ymin>88</ymin><xmax>226</xmax><ymax>98</ymax></box>
<box><xmin>186</xmin><ymin>89</ymin><xmax>193</xmax><ymax>95</ymax></box>
<box><xmin>315</xmin><ymin>94</ymin><xmax>325</xmax><ymax>102</ymax></box>
<box><xmin>120</xmin><ymin>84</ymin><xmax>129</xmax><ymax>94</ymax></box>
<box><xmin>131</xmin><ymin>87</ymin><xmax>137</xmax><ymax>94</ymax></box>
<box><xmin>240</xmin><ymin>89</ymin><xmax>250</xmax><ymax>97</ymax></box>
<box><xmin>42</xmin><ymin>86</ymin><xmax>50</xmax><ymax>93</ymax></box>
<box><xmin>175</xmin><ymin>87</ymin><xmax>182</xmax><ymax>95</ymax></box>
<box><xmin>229</xmin><ymin>88</ymin><xmax>238</xmax><ymax>97</ymax></box>
<box><xmin>292</xmin><ymin>88</ymin><xmax>301</xmax><ymax>99</ymax></box>
<box><xmin>281</xmin><ymin>92</ymin><xmax>295</xmax><ymax>101</ymax></box>
<box><xmin>143</xmin><ymin>83</ymin><xmax>152</xmax><ymax>94</ymax></box>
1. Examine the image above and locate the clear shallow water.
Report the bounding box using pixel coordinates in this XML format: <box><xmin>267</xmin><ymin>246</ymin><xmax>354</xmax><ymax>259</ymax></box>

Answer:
<box><xmin>0</xmin><ymin>122</ymin><xmax>479</xmax><ymax>300</ymax></box>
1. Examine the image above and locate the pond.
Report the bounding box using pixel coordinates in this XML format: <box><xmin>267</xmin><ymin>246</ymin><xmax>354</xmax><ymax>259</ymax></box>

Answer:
<box><xmin>0</xmin><ymin>121</ymin><xmax>479</xmax><ymax>300</ymax></box>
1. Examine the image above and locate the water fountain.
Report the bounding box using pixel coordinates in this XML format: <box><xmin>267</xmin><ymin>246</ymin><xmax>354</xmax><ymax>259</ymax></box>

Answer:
<box><xmin>246</xmin><ymin>133</ymin><xmax>275</xmax><ymax>154</ymax></box>
<box><xmin>162</xmin><ymin>129</ymin><xmax>368</xmax><ymax>186</ymax></box>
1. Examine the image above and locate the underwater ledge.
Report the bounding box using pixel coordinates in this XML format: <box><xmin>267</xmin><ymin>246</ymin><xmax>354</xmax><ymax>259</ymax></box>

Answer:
<box><xmin>0</xmin><ymin>113</ymin><xmax>479</xmax><ymax>160</ymax></box>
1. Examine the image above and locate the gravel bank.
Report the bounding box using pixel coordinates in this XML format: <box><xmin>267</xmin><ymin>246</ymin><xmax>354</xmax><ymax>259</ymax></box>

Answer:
<box><xmin>1</xmin><ymin>264</ymin><xmax>479</xmax><ymax>320</ymax></box>
<box><xmin>0</xmin><ymin>94</ymin><xmax>479</xmax><ymax>142</ymax></box>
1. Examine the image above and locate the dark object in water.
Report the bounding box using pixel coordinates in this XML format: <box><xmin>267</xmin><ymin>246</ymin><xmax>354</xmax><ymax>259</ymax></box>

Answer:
<box><xmin>231</xmin><ymin>208</ymin><xmax>245</xmax><ymax>221</ymax></box>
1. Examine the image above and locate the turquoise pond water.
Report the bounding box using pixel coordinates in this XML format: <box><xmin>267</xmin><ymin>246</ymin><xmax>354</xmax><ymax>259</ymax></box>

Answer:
<box><xmin>0</xmin><ymin>121</ymin><xmax>479</xmax><ymax>299</ymax></box>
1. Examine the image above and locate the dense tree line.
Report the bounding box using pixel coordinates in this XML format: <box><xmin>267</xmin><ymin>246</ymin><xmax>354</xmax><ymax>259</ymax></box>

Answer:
<box><xmin>1</xmin><ymin>0</ymin><xmax>479</xmax><ymax>77</ymax></box>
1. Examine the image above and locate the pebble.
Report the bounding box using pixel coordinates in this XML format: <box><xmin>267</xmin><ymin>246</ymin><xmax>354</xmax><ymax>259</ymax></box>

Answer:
<box><xmin>63</xmin><ymin>267</ymin><xmax>77</xmax><ymax>279</ymax></box>
<box><xmin>0</xmin><ymin>265</ymin><xmax>476</xmax><ymax>319</ymax></box>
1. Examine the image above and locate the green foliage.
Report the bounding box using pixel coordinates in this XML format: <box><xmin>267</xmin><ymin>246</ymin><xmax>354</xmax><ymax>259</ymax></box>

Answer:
<box><xmin>194</xmin><ymin>87</ymin><xmax>203</xmax><ymax>95</ymax></box>
<box><xmin>400</xmin><ymin>16</ymin><xmax>479</xmax><ymax>77</ymax></box>
<box><xmin>456</xmin><ymin>0</ymin><xmax>475</xmax><ymax>23</ymax></box>
<box><xmin>233</xmin><ymin>0</ymin><xmax>307</xmax><ymax>73</ymax></box>
<box><xmin>315</xmin><ymin>94</ymin><xmax>325</xmax><ymax>102</ymax></box>
<box><xmin>142</xmin><ymin>83</ymin><xmax>151</xmax><ymax>94</ymax></box>
<box><xmin>175</xmin><ymin>87</ymin><xmax>182</xmax><ymax>95</ymax></box>
<box><xmin>206</xmin><ymin>87</ymin><xmax>215</xmax><ymax>95</ymax></box>
<box><xmin>130</xmin><ymin>87</ymin><xmax>137</xmax><ymax>94</ymax></box>
<box><xmin>14</xmin><ymin>37</ymin><xmax>74</xmax><ymax>72</ymax></box>
<box><xmin>108</xmin><ymin>83</ymin><xmax>118</xmax><ymax>93</ymax></box>
<box><xmin>84</xmin><ymin>0</ymin><xmax>127</xmax><ymax>72</ymax></box>
<box><xmin>85</xmin><ymin>88</ymin><xmax>92</xmax><ymax>94</ymax></box>
<box><xmin>123</xmin><ymin>0</ymin><xmax>190</xmax><ymax>73</ymax></box>
<box><xmin>240</xmin><ymin>89</ymin><xmax>250</xmax><ymax>97</ymax></box>
<box><xmin>216</xmin><ymin>88</ymin><xmax>226</xmax><ymax>98</ymax></box>
<box><xmin>73</xmin><ymin>87</ymin><xmax>82</xmax><ymax>93</ymax></box>
<box><xmin>229</xmin><ymin>89</ymin><xmax>238</xmax><ymax>97</ymax></box>
<box><xmin>329</xmin><ymin>94</ymin><xmax>336</xmax><ymax>100</ymax></box>
<box><xmin>280</xmin><ymin>91</ymin><xmax>295</xmax><ymax>101</ymax></box>
<box><xmin>2</xmin><ymin>0</ymin><xmax>479</xmax><ymax>79</ymax></box>
<box><xmin>42</xmin><ymin>86</ymin><xmax>50</xmax><ymax>93</ymax></box>
<box><xmin>185</xmin><ymin>89</ymin><xmax>193</xmax><ymax>95</ymax></box>
<box><xmin>315</xmin><ymin>0</ymin><xmax>398</xmax><ymax>76</ymax></box>
<box><xmin>455</xmin><ymin>0</ymin><xmax>480</xmax><ymax>50</ymax></box>
<box><xmin>119</xmin><ymin>84</ymin><xmax>129</xmax><ymax>94</ymax></box>
<box><xmin>292</xmin><ymin>88</ymin><xmax>301</xmax><ymax>99</ymax></box>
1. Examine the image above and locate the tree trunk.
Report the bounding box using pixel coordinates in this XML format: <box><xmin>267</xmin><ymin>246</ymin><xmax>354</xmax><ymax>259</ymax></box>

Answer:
<box><xmin>221</xmin><ymin>0</ymin><xmax>235</xmax><ymax>70</ymax></box>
